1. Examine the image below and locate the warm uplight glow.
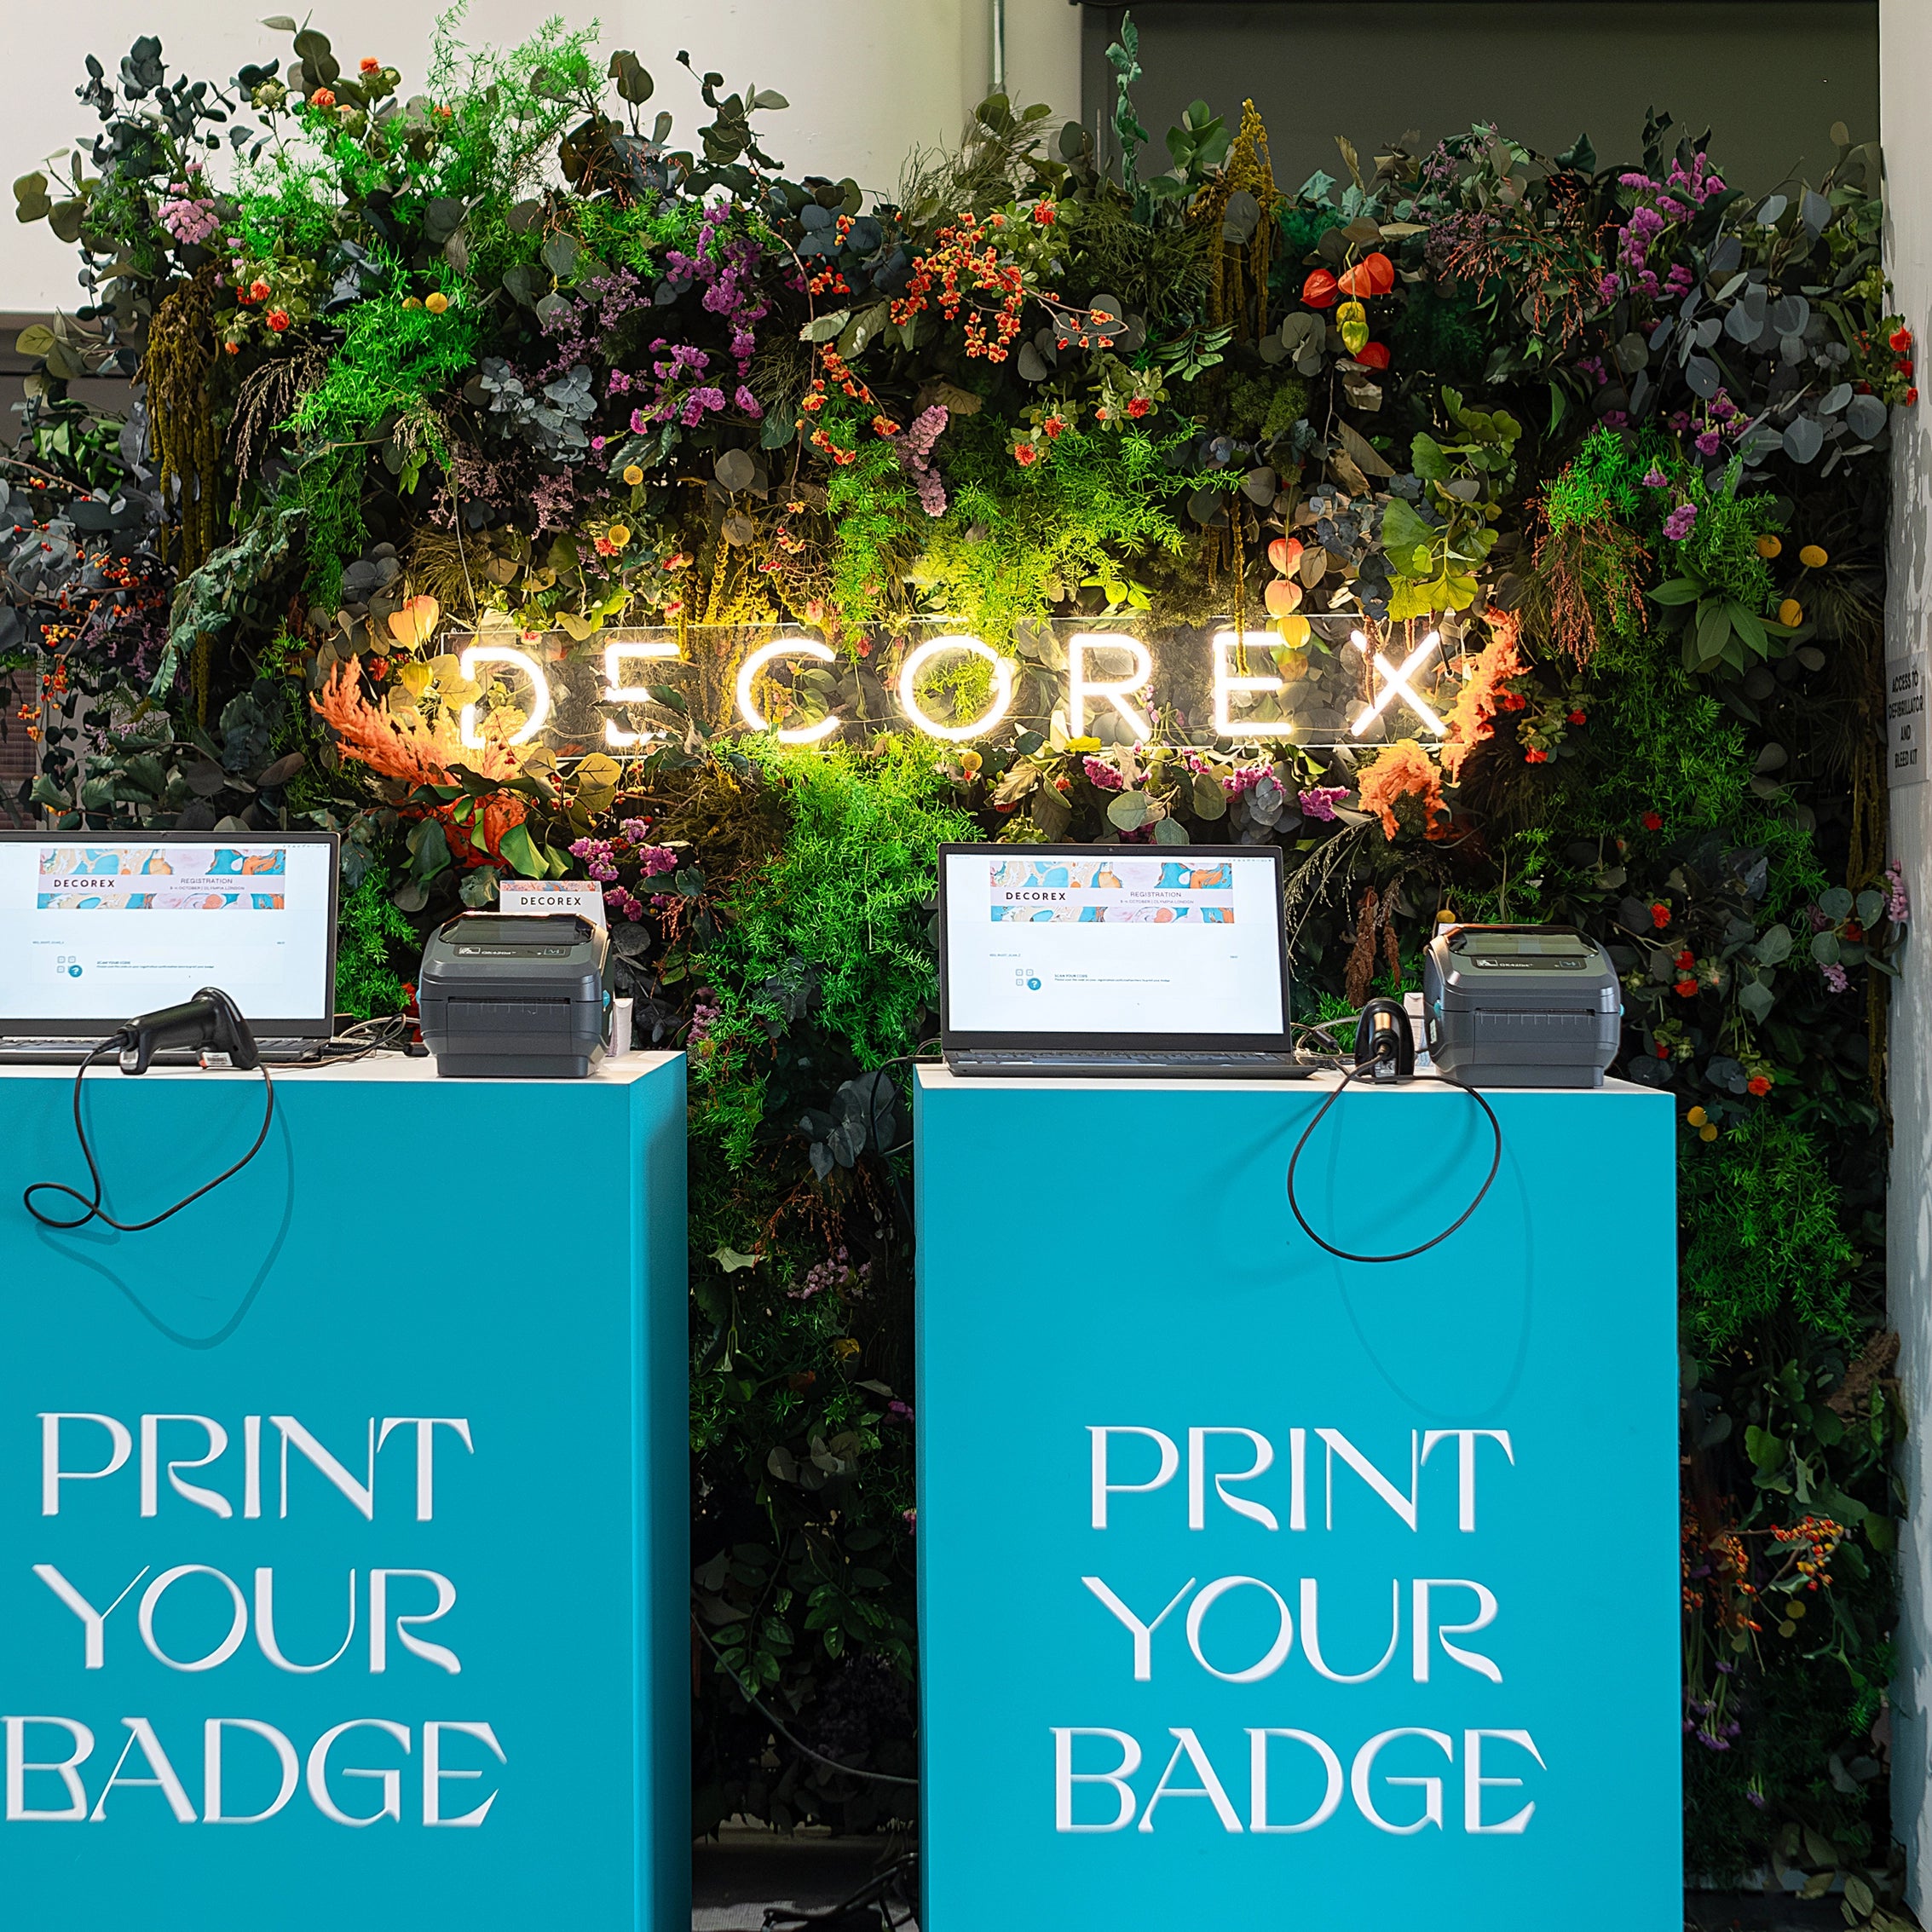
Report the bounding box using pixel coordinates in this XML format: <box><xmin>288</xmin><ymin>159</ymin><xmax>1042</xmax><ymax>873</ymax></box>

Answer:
<box><xmin>458</xmin><ymin>645</ymin><xmax>552</xmax><ymax>748</ymax></box>
<box><xmin>601</xmin><ymin>639</ymin><xmax>682</xmax><ymax>747</ymax></box>
<box><xmin>897</xmin><ymin>634</ymin><xmax>1015</xmax><ymax>742</ymax></box>
<box><xmin>1210</xmin><ymin>630</ymin><xmax>1294</xmax><ymax>741</ymax></box>
<box><xmin>1068</xmin><ymin>632</ymin><xmax>1154</xmax><ymax>741</ymax></box>
<box><xmin>735</xmin><ymin>637</ymin><xmax>844</xmax><ymax>744</ymax></box>
<box><xmin>1351</xmin><ymin>628</ymin><xmax>1445</xmax><ymax>738</ymax></box>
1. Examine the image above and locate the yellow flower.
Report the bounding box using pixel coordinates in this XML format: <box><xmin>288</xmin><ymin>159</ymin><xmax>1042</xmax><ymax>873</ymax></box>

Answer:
<box><xmin>401</xmin><ymin>295</ymin><xmax>423</xmax><ymax>310</ymax></box>
<box><xmin>1756</xmin><ymin>535</ymin><xmax>1782</xmax><ymax>559</ymax></box>
<box><xmin>1778</xmin><ymin>597</ymin><xmax>1803</xmax><ymax>627</ymax></box>
<box><xmin>1798</xmin><ymin>544</ymin><xmax>1829</xmax><ymax>568</ymax></box>
<box><xmin>1699</xmin><ymin>1122</ymin><xmax>1719</xmax><ymax>1142</ymax></box>
<box><xmin>833</xmin><ymin>1337</ymin><xmax>861</xmax><ymax>1361</ymax></box>
<box><xmin>1687</xmin><ymin>1105</ymin><xmax>1708</xmax><ymax>1127</ymax></box>
<box><xmin>623</xmin><ymin>464</ymin><xmax>644</xmax><ymax>486</ymax></box>
<box><xmin>608</xmin><ymin>524</ymin><xmax>631</xmax><ymax>547</ymax></box>
<box><xmin>424</xmin><ymin>291</ymin><xmax>449</xmax><ymax>314</ymax></box>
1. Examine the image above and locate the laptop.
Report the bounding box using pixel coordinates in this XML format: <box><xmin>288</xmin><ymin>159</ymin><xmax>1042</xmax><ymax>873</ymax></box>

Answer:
<box><xmin>0</xmin><ymin>829</ymin><xmax>341</xmax><ymax>1064</ymax></box>
<box><xmin>937</xmin><ymin>841</ymin><xmax>1311</xmax><ymax>1077</ymax></box>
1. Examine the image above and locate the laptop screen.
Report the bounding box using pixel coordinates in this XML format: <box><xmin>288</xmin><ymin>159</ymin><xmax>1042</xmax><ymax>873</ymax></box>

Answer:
<box><xmin>0</xmin><ymin>833</ymin><xmax>339</xmax><ymax>1035</ymax></box>
<box><xmin>941</xmin><ymin>845</ymin><xmax>1288</xmax><ymax>1041</ymax></box>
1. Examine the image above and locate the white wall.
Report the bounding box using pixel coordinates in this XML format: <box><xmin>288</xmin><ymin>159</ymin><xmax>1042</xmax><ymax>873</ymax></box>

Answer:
<box><xmin>1</xmin><ymin>0</ymin><xmax>1081</xmax><ymax>313</ymax></box>
<box><xmin>1883</xmin><ymin>0</ymin><xmax>1932</xmax><ymax>1909</ymax></box>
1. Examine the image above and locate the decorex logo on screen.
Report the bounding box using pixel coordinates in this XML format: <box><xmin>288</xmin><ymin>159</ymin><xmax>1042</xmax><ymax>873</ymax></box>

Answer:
<box><xmin>4</xmin><ymin>1409</ymin><xmax>505</xmax><ymax>1829</ymax></box>
<box><xmin>1053</xmin><ymin>1422</ymin><xmax>1546</xmax><ymax>1839</ymax></box>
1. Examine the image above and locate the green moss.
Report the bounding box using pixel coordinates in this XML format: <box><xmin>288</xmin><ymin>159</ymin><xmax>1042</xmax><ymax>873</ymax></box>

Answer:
<box><xmin>689</xmin><ymin>740</ymin><xmax>976</xmax><ymax>1163</ymax></box>
<box><xmin>1681</xmin><ymin>1110</ymin><xmax>1859</xmax><ymax>1347</ymax></box>
<box><xmin>334</xmin><ymin>863</ymin><xmax>418</xmax><ymax>1017</ymax></box>
<box><xmin>911</xmin><ymin>413</ymin><xmax>1186</xmax><ymax>640</ymax></box>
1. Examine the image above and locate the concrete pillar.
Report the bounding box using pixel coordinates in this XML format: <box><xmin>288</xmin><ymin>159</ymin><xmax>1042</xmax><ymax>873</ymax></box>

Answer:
<box><xmin>1883</xmin><ymin>0</ymin><xmax>1932</xmax><ymax>1907</ymax></box>
<box><xmin>0</xmin><ymin>0</ymin><xmax>1082</xmax><ymax>311</ymax></box>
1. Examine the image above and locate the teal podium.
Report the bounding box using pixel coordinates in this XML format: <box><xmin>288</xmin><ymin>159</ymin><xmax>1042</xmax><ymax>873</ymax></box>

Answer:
<box><xmin>914</xmin><ymin>1067</ymin><xmax>1679</xmax><ymax>1930</ymax></box>
<box><xmin>0</xmin><ymin>1053</ymin><xmax>689</xmax><ymax>1929</ymax></box>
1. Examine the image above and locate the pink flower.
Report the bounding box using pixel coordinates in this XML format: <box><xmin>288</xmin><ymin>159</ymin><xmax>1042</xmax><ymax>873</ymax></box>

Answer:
<box><xmin>1299</xmin><ymin>785</ymin><xmax>1350</xmax><ymax>822</ymax></box>
<box><xmin>1081</xmin><ymin>756</ymin><xmax>1124</xmax><ymax>791</ymax></box>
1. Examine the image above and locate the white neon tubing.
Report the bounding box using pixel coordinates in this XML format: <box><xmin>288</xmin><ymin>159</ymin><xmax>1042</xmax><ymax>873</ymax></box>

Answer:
<box><xmin>897</xmin><ymin>634</ymin><xmax>1015</xmax><ymax>742</ymax></box>
<box><xmin>458</xmin><ymin>645</ymin><xmax>551</xmax><ymax>748</ymax></box>
<box><xmin>735</xmin><ymin>637</ymin><xmax>845</xmax><ymax>745</ymax></box>
<box><xmin>1068</xmin><ymin>632</ymin><xmax>1154</xmax><ymax>741</ymax></box>
<box><xmin>1211</xmin><ymin>630</ymin><xmax>1294</xmax><ymax>740</ymax></box>
<box><xmin>1351</xmin><ymin>630</ymin><xmax>1443</xmax><ymax>738</ymax></box>
<box><xmin>601</xmin><ymin>639</ymin><xmax>681</xmax><ymax>747</ymax></box>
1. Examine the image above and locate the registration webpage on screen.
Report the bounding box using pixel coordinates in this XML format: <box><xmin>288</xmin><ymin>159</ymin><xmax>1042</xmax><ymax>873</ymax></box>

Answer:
<box><xmin>944</xmin><ymin>851</ymin><xmax>1283</xmax><ymax>1035</ymax></box>
<box><xmin>0</xmin><ymin>839</ymin><xmax>334</xmax><ymax>1024</ymax></box>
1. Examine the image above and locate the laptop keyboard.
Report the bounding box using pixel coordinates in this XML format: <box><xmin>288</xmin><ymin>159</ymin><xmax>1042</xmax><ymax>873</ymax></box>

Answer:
<box><xmin>951</xmin><ymin>1050</ymin><xmax>1310</xmax><ymax>1075</ymax></box>
<box><xmin>0</xmin><ymin>1036</ymin><xmax>322</xmax><ymax>1064</ymax></box>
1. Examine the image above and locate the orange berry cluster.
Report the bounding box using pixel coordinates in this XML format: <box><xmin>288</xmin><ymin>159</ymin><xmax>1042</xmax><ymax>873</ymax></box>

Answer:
<box><xmin>889</xmin><ymin>212</ymin><xmax>1046</xmax><ymax>362</ymax></box>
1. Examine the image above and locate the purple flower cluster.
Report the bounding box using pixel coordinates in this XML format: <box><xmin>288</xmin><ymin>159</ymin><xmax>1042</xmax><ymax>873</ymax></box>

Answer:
<box><xmin>1598</xmin><ymin>152</ymin><xmax>1726</xmax><ymax>303</ymax></box>
<box><xmin>1821</xmin><ymin>960</ymin><xmax>1849</xmax><ymax>994</ymax></box>
<box><xmin>1299</xmin><ymin>785</ymin><xmax>1350</xmax><ymax>822</ymax></box>
<box><xmin>569</xmin><ymin>836</ymin><xmax>622</xmax><ymax>881</ymax></box>
<box><xmin>669</xmin><ymin>203</ymin><xmax>770</xmax><ymax>376</ymax></box>
<box><xmin>686</xmin><ymin>995</ymin><xmax>722</xmax><ymax>1045</ymax></box>
<box><xmin>158</xmin><ymin>166</ymin><xmax>221</xmax><ymax>245</ymax></box>
<box><xmin>1663</xmin><ymin>503</ymin><xmax>1698</xmax><ymax>542</ymax></box>
<box><xmin>617</xmin><ymin>207</ymin><xmax>771</xmax><ymax>435</ymax></box>
<box><xmin>1082</xmin><ymin>756</ymin><xmax>1124</xmax><ymax>791</ymax></box>
<box><xmin>606</xmin><ymin>884</ymin><xmax>643</xmax><ymax>920</ymax></box>
<box><xmin>889</xmin><ymin>405</ymin><xmax>950</xmax><ymax>516</ymax></box>
<box><xmin>792</xmin><ymin>1244</ymin><xmax>873</xmax><ymax>1302</ymax></box>
<box><xmin>568</xmin><ymin>824</ymin><xmax>683</xmax><ymax>892</ymax></box>
<box><xmin>1886</xmin><ymin>858</ymin><xmax>1910</xmax><ymax>925</ymax></box>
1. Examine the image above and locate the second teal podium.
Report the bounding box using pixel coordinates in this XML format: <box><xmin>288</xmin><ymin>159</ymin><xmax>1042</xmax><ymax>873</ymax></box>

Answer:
<box><xmin>915</xmin><ymin>1066</ymin><xmax>1680</xmax><ymax>1931</ymax></box>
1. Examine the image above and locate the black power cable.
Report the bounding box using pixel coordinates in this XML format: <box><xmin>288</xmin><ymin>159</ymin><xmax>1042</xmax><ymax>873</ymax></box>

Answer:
<box><xmin>1285</xmin><ymin>1059</ymin><xmax>1502</xmax><ymax>1265</ymax></box>
<box><xmin>24</xmin><ymin>1042</ymin><xmax>276</xmax><ymax>1233</ymax></box>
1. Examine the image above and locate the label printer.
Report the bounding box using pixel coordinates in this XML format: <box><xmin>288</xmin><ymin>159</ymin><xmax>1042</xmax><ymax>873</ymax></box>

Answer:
<box><xmin>418</xmin><ymin>912</ymin><xmax>612</xmax><ymax>1078</ymax></box>
<box><xmin>1422</xmin><ymin>923</ymin><xmax>1622</xmax><ymax>1088</ymax></box>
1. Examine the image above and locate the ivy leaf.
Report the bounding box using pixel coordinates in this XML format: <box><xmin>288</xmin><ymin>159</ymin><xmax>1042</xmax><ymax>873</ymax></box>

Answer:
<box><xmin>800</xmin><ymin>309</ymin><xmax>851</xmax><ymax>343</ymax></box>
<box><xmin>1191</xmin><ymin>771</ymin><xmax>1227</xmax><ymax>820</ymax></box>
<box><xmin>1647</xmin><ymin>577</ymin><xmax>1703</xmax><ymax>606</ymax></box>
<box><xmin>498</xmin><ymin>822</ymin><xmax>546</xmax><ymax>878</ymax></box>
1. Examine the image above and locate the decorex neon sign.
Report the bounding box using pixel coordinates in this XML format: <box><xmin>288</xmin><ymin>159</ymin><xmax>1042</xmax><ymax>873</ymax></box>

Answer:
<box><xmin>442</xmin><ymin>619</ymin><xmax>1464</xmax><ymax>758</ymax></box>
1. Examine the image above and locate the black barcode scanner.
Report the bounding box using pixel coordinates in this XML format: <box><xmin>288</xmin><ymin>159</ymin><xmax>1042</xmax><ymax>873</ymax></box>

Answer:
<box><xmin>24</xmin><ymin>988</ymin><xmax>275</xmax><ymax>1233</ymax></box>
<box><xmin>1352</xmin><ymin>997</ymin><xmax>1415</xmax><ymax>1080</ymax></box>
<box><xmin>118</xmin><ymin>988</ymin><xmax>262</xmax><ymax>1075</ymax></box>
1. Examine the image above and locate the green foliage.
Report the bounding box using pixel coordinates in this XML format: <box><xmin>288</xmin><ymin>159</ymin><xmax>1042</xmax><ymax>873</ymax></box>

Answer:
<box><xmin>912</xmin><ymin>414</ymin><xmax>1186</xmax><ymax>640</ymax></box>
<box><xmin>1681</xmin><ymin>1110</ymin><xmax>1859</xmax><ymax>1347</ymax></box>
<box><xmin>334</xmin><ymin>862</ymin><xmax>417</xmax><ymax>1017</ymax></box>
<box><xmin>691</xmin><ymin>738</ymin><xmax>974</xmax><ymax>1163</ymax></box>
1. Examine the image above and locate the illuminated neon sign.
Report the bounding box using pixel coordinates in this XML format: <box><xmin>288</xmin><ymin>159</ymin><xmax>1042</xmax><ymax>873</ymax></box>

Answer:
<box><xmin>439</xmin><ymin>619</ymin><xmax>1465</xmax><ymax>757</ymax></box>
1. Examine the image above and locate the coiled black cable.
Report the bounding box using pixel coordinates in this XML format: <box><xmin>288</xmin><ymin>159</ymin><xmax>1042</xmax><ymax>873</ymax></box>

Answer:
<box><xmin>24</xmin><ymin>1043</ymin><xmax>276</xmax><ymax>1233</ymax></box>
<box><xmin>1285</xmin><ymin>1060</ymin><xmax>1502</xmax><ymax>1264</ymax></box>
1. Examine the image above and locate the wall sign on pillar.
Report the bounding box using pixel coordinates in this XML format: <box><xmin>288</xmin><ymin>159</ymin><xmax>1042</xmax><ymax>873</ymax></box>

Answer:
<box><xmin>1886</xmin><ymin>649</ymin><xmax>1927</xmax><ymax>787</ymax></box>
